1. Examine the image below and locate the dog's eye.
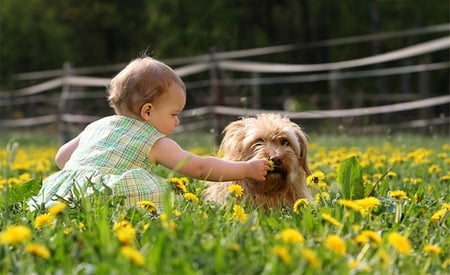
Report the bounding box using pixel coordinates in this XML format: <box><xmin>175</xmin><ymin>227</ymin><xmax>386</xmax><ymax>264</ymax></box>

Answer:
<box><xmin>280</xmin><ymin>138</ymin><xmax>290</xmax><ymax>146</ymax></box>
<box><xmin>253</xmin><ymin>138</ymin><xmax>264</xmax><ymax>146</ymax></box>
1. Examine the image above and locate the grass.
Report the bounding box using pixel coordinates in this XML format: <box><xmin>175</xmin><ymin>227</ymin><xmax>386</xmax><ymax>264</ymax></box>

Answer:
<box><xmin>0</xmin><ymin>132</ymin><xmax>449</xmax><ymax>274</ymax></box>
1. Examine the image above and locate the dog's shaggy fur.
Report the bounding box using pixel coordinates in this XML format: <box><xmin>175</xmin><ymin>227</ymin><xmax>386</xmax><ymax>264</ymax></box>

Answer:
<box><xmin>203</xmin><ymin>113</ymin><xmax>313</xmax><ymax>209</ymax></box>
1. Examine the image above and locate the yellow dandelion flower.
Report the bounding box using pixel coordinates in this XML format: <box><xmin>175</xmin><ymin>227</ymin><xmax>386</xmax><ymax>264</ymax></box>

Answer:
<box><xmin>116</xmin><ymin>225</ymin><xmax>136</xmax><ymax>246</ymax></box>
<box><xmin>442</xmin><ymin>203</ymin><xmax>450</xmax><ymax>211</ymax></box>
<box><xmin>64</xmin><ymin>228</ymin><xmax>71</xmax><ymax>235</ymax></box>
<box><xmin>293</xmin><ymin>198</ymin><xmax>309</xmax><ymax>214</ymax></box>
<box><xmin>325</xmin><ymin>235</ymin><xmax>346</xmax><ymax>256</ymax></box>
<box><xmin>430</xmin><ymin>208</ymin><xmax>447</xmax><ymax>223</ymax></box>
<box><xmin>338</xmin><ymin>199</ymin><xmax>361</xmax><ymax>212</ymax></box>
<box><xmin>355</xmin><ymin>230</ymin><xmax>381</xmax><ymax>246</ymax></box>
<box><xmin>388</xmin><ymin>232</ymin><xmax>411</xmax><ymax>255</ymax></box>
<box><xmin>183</xmin><ymin>192</ymin><xmax>199</xmax><ymax>203</ymax></box>
<box><xmin>48</xmin><ymin>202</ymin><xmax>66</xmax><ymax>215</ymax></box>
<box><xmin>232</xmin><ymin>204</ymin><xmax>247</xmax><ymax>222</ymax></box>
<box><xmin>169</xmin><ymin>177</ymin><xmax>188</xmax><ymax>193</ymax></box>
<box><xmin>440</xmin><ymin>175</ymin><xmax>450</xmax><ymax>182</ymax></box>
<box><xmin>78</xmin><ymin>222</ymin><xmax>86</xmax><ymax>231</ymax></box>
<box><xmin>113</xmin><ymin>220</ymin><xmax>132</xmax><ymax>232</ymax></box>
<box><xmin>321</xmin><ymin>213</ymin><xmax>343</xmax><ymax>228</ymax></box>
<box><xmin>307</xmin><ymin>171</ymin><xmax>326</xmax><ymax>186</ymax></box>
<box><xmin>138</xmin><ymin>200</ymin><xmax>158</xmax><ymax>213</ymax></box>
<box><xmin>173</xmin><ymin>209</ymin><xmax>182</xmax><ymax>217</ymax></box>
<box><xmin>120</xmin><ymin>246</ymin><xmax>145</xmax><ymax>267</ymax></box>
<box><xmin>0</xmin><ymin>225</ymin><xmax>32</xmax><ymax>245</ymax></box>
<box><xmin>227</xmin><ymin>184</ymin><xmax>244</xmax><ymax>198</ymax></box>
<box><xmin>272</xmin><ymin>245</ymin><xmax>292</xmax><ymax>264</ymax></box>
<box><xmin>301</xmin><ymin>248</ymin><xmax>321</xmax><ymax>269</ymax></box>
<box><xmin>423</xmin><ymin>244</ymin><xmax>441</xmax><ymax>255</ymax></box>
<box><xmin>278</xmin><ymin>228</ymin><xmax>304</xmax><ymax>244</ymax></box>
<box><xmin>35</xmin><ymin>213</ymin><xmax>54</xmax><ymax>229</ymax></box>
<box><xmin>428</xmin><ymin>164</ymin><xmax>442</xmax><ymax>174</ymax></box>
<box><xmin>355</xmin><ymin>197</ymin><xmax>381</xmax><ymax>215</ymax></box>
<box><xmin>389</xmin><ymin>190</ymin><xmax>408</xmax><ymax>200</ymax></box>
<box><xmin>25</xmin><ymin>243</ymin><xmax>51</xmax><ymax>259</ymax></box>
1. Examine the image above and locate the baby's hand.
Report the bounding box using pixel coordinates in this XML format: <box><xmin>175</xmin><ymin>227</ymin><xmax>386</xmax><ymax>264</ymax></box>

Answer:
<box><xmin>246</xmin><ymin>159</ymin><xmax>271</xmax><ymax>182</ymax></box>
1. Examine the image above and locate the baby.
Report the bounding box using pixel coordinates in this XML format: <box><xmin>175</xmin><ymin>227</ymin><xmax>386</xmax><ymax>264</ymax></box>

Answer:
<box><xmin>28</xmin><ymin>56</ymin><xmax>270</xmax><ymax>212</ymax></box>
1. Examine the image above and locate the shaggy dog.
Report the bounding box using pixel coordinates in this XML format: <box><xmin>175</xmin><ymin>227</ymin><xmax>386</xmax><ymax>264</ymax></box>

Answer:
<box><xmin>203</xmin><ymin>113</ymin><xmax>313</xmax><ymax>209</ymax></box>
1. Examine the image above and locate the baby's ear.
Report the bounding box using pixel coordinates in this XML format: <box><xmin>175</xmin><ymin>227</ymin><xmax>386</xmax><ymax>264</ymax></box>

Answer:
<box><xmin>140</xmin><ymin>103</ymin><xmax>153</xmax><ymax>120</ymax></box>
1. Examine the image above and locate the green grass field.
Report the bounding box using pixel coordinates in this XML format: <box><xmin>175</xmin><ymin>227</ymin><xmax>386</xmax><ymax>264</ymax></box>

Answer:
<box><xmin>0</xmin><ymin>132</ymin><xmax>449</xmax><ymax>274</ymax></box>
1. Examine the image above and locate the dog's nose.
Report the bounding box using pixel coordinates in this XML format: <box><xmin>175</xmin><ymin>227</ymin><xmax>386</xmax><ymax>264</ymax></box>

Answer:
<box><xmin>269</xmin><ymin>156</ymin><xmax>282</xmax><ymax>166</ymax></box>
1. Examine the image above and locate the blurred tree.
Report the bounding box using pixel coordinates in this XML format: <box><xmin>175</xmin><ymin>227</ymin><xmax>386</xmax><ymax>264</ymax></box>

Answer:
<box><xmin>0</xmin><ymin>0</ymin><xmax>69</xmax><ymax>78</ymax></box>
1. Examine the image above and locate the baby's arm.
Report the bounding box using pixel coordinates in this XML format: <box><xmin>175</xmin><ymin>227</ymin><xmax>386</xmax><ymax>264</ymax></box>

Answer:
<box><xmin>150</xmin><ymin>137</ymin><xmax>270</xmax><ymax>182</ymax></box>
<box><xmin>55</xmin><ymin>135</ymin><xmax>81</xmax><ymax>169</ymax></box>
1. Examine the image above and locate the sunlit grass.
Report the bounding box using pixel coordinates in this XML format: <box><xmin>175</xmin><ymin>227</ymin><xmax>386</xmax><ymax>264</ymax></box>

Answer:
<box><xmin>0</xmin><ymin>134</ymin><xmax>449</xmax><ymax>274</ymax></box>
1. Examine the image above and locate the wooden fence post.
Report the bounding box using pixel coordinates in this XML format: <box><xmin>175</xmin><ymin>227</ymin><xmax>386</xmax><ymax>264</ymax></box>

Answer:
<box><xmin>209</xmin><ymin>48</ymin><xmax>224</xmax><ymax>145</ymax></box>
<box><xmin>58</xmin><ymin>62</ymin><xmax>73</xmax><ymax>143</ymax></box>
<box><xmin>251</xmin><ymin>72</ymin><xmax>261</xmax><ymax>109</ymax></box>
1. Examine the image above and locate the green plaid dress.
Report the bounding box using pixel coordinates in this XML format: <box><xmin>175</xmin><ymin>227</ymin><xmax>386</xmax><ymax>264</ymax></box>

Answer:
<box><xmin>28</xmin><ymin>115</ymin><xmax>167</xmax><ymax>211</ymax></box>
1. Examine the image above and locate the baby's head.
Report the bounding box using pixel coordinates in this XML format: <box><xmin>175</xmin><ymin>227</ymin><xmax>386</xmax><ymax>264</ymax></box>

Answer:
<box><xmin>108</xmin><ymin>56</ymin><xmax>186</xmax><ymax>118</ymax></box>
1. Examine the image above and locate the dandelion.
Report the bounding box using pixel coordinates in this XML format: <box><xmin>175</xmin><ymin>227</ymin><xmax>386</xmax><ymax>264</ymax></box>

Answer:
<box><xmin>423</xmin><ymin>244</ymin><xmax>441</xmax><ymax>255</ymax></box>
<box><xmin>278</xmin><ymin>228</ymin><xmax>304</xmax><ymax>244</ymax></box>
<box><xmin>386</xmin><ymin>171</ymin><xmax>397</xmax><ymax>178</ymax></box>
<box><xmin>48</xmin><ymin>202</ymin><xmax>67</xmax><ymax>215</ymax></box>
<box><xmin>35</xmin><ymin>213</ymin><xmax>54</xmax><ymax>229</ymax></box>
<box><xmin>389</xmin><ymin>190</ymin><xmax>407</xmax><ymax>223</ymax></box>
<box><xmin>301</xmin><ymin>248</ymin><xmax>321</xmax><ymax>269</ymax></box>
<box><xmin>169</xmin><ymin>177</ymin><xmax>189</xmax><ymax>193</ymax></box>
<box><xmin>389</xmin><ymin>190</ymin><xmax>408</xmax><ymax>200</ymax></box>
<box><xmin>293</xmin><ymin>198</ymin><xmax>309</xmax><ymax>214</ymax></box>
<box><xmin>440</xmin><ymin>175</ymin><xmax>450</xmax><ymax>182</ymax></box>
<box><xmin>172</xmin><ymin>209</ymin><xmax>182</xmax><ymax>217</ymax></box>
<box><xmin>116</xmin><ymin>226</ymin><xmax>136</xmax><ymax>246</ymax></box>
<box><xmin>428</xmin><ymin>164</ymin><xmax>442</xmax><ymax>174</ymax></box>
<box><xmin>325</xmin><ymin>235</ymin><xmax>346</xmax><ymax>256</ymax></box>
<box><xmin>354</xmin><ymin>230</ymin><xmax>381</xmax><ymax>246</ymax></box>
<box><xmin>183</xmin><ymin>192</ymin><xmax>199</xmax><ymax>203</ymax></box>
<box><xmin>25</xmin><ymin>243</ymin><xmax>51</xmax><ymax>259</ymax></box>
<box><xmin>227</xmin><ymin>184</ymin><xmax>244</xmax><ymax>198</ymax></box>
<box><xmin>272</xmin><ymin>245</ymin><xmax>292</xmax><ymax>264</ymax></box>
<box><xmin>430</xmin><ymin>208</ymin><xmax>447</xmax><ymax>223</ymax></box>
<box><xmin>120</xmin><ymin>246</ymin><xmax>145</xmax><ymax>267</ymax></box>
<box><xmin>307</xmin><ymin>171</ymin><xmax>326</xmax><ymax>186</ymax></box>
<box><xmin>388</xmin><ymin>232</ymin><xmax>411</xmax><ymax>255</ymax></box>
<box><xmin>78</xmin><ymin>222</ymin><xmax>86</xmax><ymax>231</ymax></box>
<box><xmin>138</xmin><ymin>200</ymin><xmax>158</xmax><ymax>214</ymax></box>
<box><xmin>113</xmin><ymin>220</ymin><xmax>132</xmax><ymax>232</ymax></box>
<box><xmin>0</xmin><ymin>225</ymin><xmax>32</xmax><ymax>245</ymax></box>
<box><xmin>232</xmin><ymin>204</ymin><xmax>247</xmax><ymax>222</ymax></box>
<box><xmin>321</xmin><ymin>213</ymin><xmax>343</xmax><ymax>228</ymax></box>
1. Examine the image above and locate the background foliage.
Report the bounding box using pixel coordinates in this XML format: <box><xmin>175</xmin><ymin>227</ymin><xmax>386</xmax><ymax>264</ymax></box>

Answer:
<box><xmin>1</xmin><ymin>0</ymin><xmax>448</xmax><ymax>77</ymax></box>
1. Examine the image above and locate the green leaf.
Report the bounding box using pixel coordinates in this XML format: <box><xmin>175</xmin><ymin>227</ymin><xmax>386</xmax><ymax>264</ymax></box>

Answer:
<box><xmin>0</xmin><ymin>178</ymin><xmax>42</xmax><ymax>208</ymax></box>
<box><xmin>336</xmin><ymin>156</ymin><xmax>364</xmax><ymax>200</ymax></box>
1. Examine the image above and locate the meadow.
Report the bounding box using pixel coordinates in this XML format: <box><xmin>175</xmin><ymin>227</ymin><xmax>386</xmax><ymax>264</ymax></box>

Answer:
<box><xmin>0</xmin><ymin>132</ymin><xmax>449</xmax><ymax>274</ymax></box>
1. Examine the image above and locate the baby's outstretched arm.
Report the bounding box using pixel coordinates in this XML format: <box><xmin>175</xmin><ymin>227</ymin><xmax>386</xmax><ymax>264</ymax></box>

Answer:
<box><xmin>150</xmin><ymin>137</ymin><xmax>270</xmax><ymax>181</ymax></box>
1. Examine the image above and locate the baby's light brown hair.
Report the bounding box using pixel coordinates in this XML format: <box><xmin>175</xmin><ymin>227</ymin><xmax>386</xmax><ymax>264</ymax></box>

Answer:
<box><xmin>108</xmin><ymin>56</ymin><xmax>185</xmax><ymax>117</ymax></box>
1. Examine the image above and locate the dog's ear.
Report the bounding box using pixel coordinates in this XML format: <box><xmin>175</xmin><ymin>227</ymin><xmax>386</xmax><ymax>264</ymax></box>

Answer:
<box><xmin>219</xmin><ymin>119</ymin><xmax>247</xmax><ymax>159</ymax></box>
<box><xmin>295</xmin><ymin>126</ymin><xmax>311</xmax><ymax>176</ymax></box>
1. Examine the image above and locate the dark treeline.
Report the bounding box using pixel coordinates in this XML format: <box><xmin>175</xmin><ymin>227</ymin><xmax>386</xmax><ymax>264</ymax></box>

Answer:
<box><xmin>1</xmin><ymin>0</ymin><xmax>448</xmax><ymax>80</ymax></box>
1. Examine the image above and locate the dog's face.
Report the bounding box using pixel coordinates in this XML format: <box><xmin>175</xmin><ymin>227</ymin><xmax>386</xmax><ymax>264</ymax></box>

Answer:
<box><xmin>219</xmin><ymin>113</ymin><xmax>311</xmax><ymax>194</ymax></box>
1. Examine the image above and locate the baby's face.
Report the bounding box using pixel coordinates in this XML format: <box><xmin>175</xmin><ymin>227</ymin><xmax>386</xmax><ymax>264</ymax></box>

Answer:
<box><xmin>146</xmin><ymin>85</ymin><xmax>186</xmax><ymax>135</ymax></box>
